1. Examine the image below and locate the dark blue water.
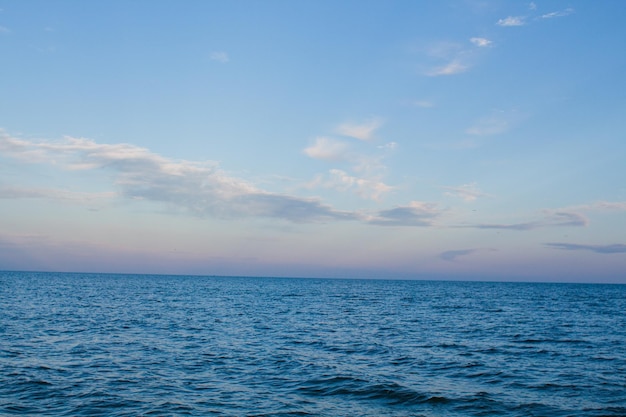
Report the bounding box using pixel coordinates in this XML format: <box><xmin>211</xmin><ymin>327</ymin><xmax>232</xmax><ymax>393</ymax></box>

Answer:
<box><xmin>1</xmin><ymin>272</ymin><xmax>625</xmax><ymax>416</ymax></box>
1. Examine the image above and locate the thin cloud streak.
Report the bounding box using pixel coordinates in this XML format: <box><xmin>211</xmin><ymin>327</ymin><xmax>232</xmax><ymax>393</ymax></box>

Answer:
<box><xmin>367</xmin><ymin>201</ymin><xmax>443</xmax><ymax>227</ymax></box>
<box><xmin>497</xmin><ymin>16</ymin><xmax>526</xmax><ymax>27</ymax></box>
<box><xmin>443</xmin><ymin>183</ymin><xmax>489</xmax><ymax>202</ymax></box>
<box><xmin>546</xmin><ymin>243</ymin><xmax>626</xmax><ymax>254</ymax></box>
<box><xmin>0</xmin><ymin>185</ymin><xmax>115</xmax><ymax>204</ymax></box>
<box><xmin>440</xmin><ymin>248</ymin><xmax>496</xmax><ymax>262</ymax></box>
<box><xmin>210</xmin><ymin>51</ymin><xmax>229</xmax><ymax>63</ymax></box>
<box><xmin>541</xmin><ymin>8</ymin><xmax>574</xmax><ymax>19</ymax></box>
<box><xmin>463</xmin><ymin>211</ymin><xmax>588</xmax><ymax>231</ymax></box>
<box><xmin>335</xmin><ymin>118</ymin><xmax>383</xmax><ymax>141</ymax></box>
<box><xmin>427</xmin><ymin>60</ymin><xmax>468</xmax><ymax>76</ymax></box>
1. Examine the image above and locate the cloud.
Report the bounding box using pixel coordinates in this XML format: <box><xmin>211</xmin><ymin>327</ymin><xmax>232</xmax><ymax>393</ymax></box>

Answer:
<box><xmin>335</xmin><ymin>118</ymin><xmax>383</xmax><ymax>141</ymax></box>
<box><xmin>422</xmin><ymin>40</ymin><xmax>486</xmax><ymax>77</ymax></box>
<box><xmin>440</xmin><ymin>248</ymin><xmax>496</xmax><ymax>262</ymax></box>
<box><xmin>546</xmin><ymin>243</ymin><xmax>626</xmax><ymax>254</ymax></box>
<box><xmin>210</xmin><ymin>51</ymin><xmax>229</xmax><ymax>63</ymax></box>
<box><xmin>412</xmin><ymin>100</ymin><xmax>434</xmax><ymax>108</ymax></box>
<box><xmin>465</xmin><ymin>109</ymin><xmax>523</xmax><ymax>136</ymax></box>
<box><xmin>554</xmin><ymin>201</ymin><xmax>626</xmax><ymax>213</ymax></box>
<box><xmin>465</xmin><ymin>211</ymin><xmax>588</xmax><ymax>231</ymax></box>
<box><xmin>585</xmin><ymin>201</ymin><xmax>626</xmax><ymax>211</ymax></box>
<box><xmin>0</xmin><ymin>26</ymin><xmax>9</xmax><ymax>34</ymax></box>
<box><xmin>308</xmin><ymin>169</ymin><xmax>393</xmax><ymax>201</ymax></box>
<box><xmin>497</xmin><ymin>16</ymin><xmax>526</xmax><ymax>27</ymax></box>
<box><xmin>0</xmin><ymin>184</ymin><xmax>114</xmax><ymax>204</ymax></box>
<box><xmin>0</xmin><ymin>132</ymin><xmax>358</xmax><ymax>224</ymax></box>
<box><xmin>302</xmin><ymin>137</ymin><xmax>349</xmax><ymax>161</ymax></box>
<box><xmin>427</xmin><ymin>60</ymin><xmax>468</xmax><ymax>76</ymax></box>
<box><xmin>378</xmin><ymin>142</ymin><xmax>397</xmax><ymax>151</ymax></box>
<box><xmin>470</xmin><ymin>37</ymin><xmax>492</xmax><ymax>47</ymax></box>
<box><xmin>1</xmin><ymin>131</ymin><xmax>438</xmax><ymax>228</ymax></box>
<box><xmin>529</xmin><ymin>2</ymin><xmax>537</xmax><ymax>10</ymax></box>
<box><xmin>368</xmin><ymin>201</ymin><xmax>443</xmax><ymax>227</ymax></box>
<box><xmin>541</xmin><ymin>8</ymin><xmax>574</xmax><ymax>19</ymax></box>
<box><xmin>443</xmin><ymin>183</ymin><xmax>489</xmax><ymax>202</ymax></box>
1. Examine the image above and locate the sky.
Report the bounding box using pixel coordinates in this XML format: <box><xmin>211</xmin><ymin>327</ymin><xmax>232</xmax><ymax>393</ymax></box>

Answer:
<box><xmin>1</xmin><ymin>1</ymin><xmax>625</xmax><ymax>282</ymax></box>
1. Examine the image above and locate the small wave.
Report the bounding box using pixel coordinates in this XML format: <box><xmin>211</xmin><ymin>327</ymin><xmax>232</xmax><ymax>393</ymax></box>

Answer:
<box><xmin>297</xmin><ymin>375</ymin><xmax>450</xmax><ymax>406</ymax></box>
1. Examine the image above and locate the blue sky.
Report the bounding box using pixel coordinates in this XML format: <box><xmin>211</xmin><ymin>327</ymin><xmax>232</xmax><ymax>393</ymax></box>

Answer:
<box><xmin>1</xmin><ymin>1</ymin><xmax>625</xmax><ymax>282</ymax></box>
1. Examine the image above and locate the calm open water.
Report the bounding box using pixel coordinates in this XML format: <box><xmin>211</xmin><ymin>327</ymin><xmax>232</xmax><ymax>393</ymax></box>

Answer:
<box><xmin>1</xmin><ymin>271</ymin><xmax>625</xmax><ymax>416</ymax></box>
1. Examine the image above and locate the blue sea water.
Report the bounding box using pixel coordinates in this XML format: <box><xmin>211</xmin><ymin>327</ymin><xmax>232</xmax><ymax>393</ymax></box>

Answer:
<box><xmin>1</xmin><ymin>272</ymin><xmax>625</xmax><ymax>416</ymax></box>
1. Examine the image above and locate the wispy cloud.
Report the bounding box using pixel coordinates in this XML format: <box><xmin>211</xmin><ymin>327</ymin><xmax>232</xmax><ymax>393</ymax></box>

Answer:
<box><xmin>556</xmin><ymin>201</ymin><xmax>626</xmax><ymax>213</ymax></box>
<box><xmin>423</xmin><ymin>36</ymin><xmax>492</xmax><ymax>77</ymax></box>
<box><xmin>302</xmin><ymin>137</ymin><xmax>350</xmax><ymax>161</ymax></box>
<box><xmin>470</xmin><ymin>37</ymin><xmax>492</xmax><ymax>47</ymax></box>
<box><xmin>443</xmin><ymin>183</ymin><xmax>489</xmax><ymax>202</ymax></box>
<box><xmin>368</xmin><ymin>201</ymin><xmax>443</xmax><ymax>227</ymax></box>
<box><xmin>541</xmin><ymin>8</ymin><xmax>574</xmax><ymax>19</ymax></box>
<box><xmin>308</xmin><ymin>169</ymin><xmax>393</xmax><ymax>201</ymax></box>
<box><xmin>421</xmin><ymin>41</ymin><xmax>472</xmax><ymax>77</ymax></box>
<box><xmin>497</xmin><ymin>16</ymin><xmax>526</xmax><ymax>27</ymax></box>
<box><xmin>335</xmin><ymin>118</ymin><xmax>384</xmax><ymax>141</ymax></box>
<box><xmin>412</xmin><ymin>100</ymin><xmax>434</xmax><ymax>108</ymax></box>
<box><xmin>210</xmin><ymin>51</ymin><xmax>229</xmax><ymax>63</ymax></box>
<box><xmin>529</xmin><ymin>2</ymin><xmax>537</xmax><ymax>10</ymax></box>
<box><xmin>546</xmin><ymin>243</ymin><xmax>626</xmax><ymax>254</ymax></box>
<box><xmin>0</xmin><ymin>25</ymin><xmax>10</xmax><ymax>34</ymax></box>
<box><xmin>303</xmin><ymin>119</ymin><xmax>395</xmax><ymax>201</ymax></box>
<box><xmin>465</xmin><ymin>109</ymin><xmax>522</xmax><ymax>136</ymax></box>
<box><xmin>464</xmin><ymin>211</ymin><xmax>588</xmax><ymax>231</ymax></box>
<box><xmin>427</xmin><ymin>59</ymin><xmax>469</xmax><ymax>76</ymax></box>
<box><xmin>1</xmin><ymin>131</ymin><xmax>433</xmax><ymax>227</ymax></box>
<box><xmin>378</xmin><ymin>142</ymin><xmax>398</xmax><ymax>151</ymax></box>
<box><xmin>0</xmin><ymin>132</ymin><xmax>358</xmax><ymax>223</ymax></box>
<box><xmin>440</xmin><ymin>248</ymin><xmax>496</xmax><ymax>262</ymax></box>
<box><xmin>0</xmin><ymin>184</ymin><xmax>114</xmax><ymax>205</ymax></box>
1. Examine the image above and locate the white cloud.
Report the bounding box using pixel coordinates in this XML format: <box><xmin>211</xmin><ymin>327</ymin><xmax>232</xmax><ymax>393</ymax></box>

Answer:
<box><xmin>541</xmin><ymin>8</ymin><xmax>574</xmax><ymax>19</ymax></box>
<box><xmin>335</xmin><ymin>118</ymin><xmax>383</xmax><ymax>141</ymax></box>
<box><xmin>497</xmin><ymin>16</ymin><xmax>526</xmax><ymax>26</ymax></box>
<box><xmin>0</xmin><ymin>26</ymin><xmax>9</xmax><ymax>33</ymax></box>
<box><xmin>443</xmin><ymin>183</ymin><xmax>489</xmax><ymax>202</ymax></box>
<box><xmin>378</xmin><ymin>142</ymin><xmax>397</xmax><ymax>151</ymax></box>
<box><xmin>1</xmin><ymin>131</ymin><xmax>449</xmax><ymax>228</ymax></box>
<box><xmin>529</xmin><ymin>2</ymin><xmax>537</xmax><ymax>10</ymax></box>
<box><xmin>0</xmin><ymin>132</ymin><xmax>358</xmax><ymax>223</ymax></box>
<box><xmin>302</xmin><ymin>137</ymin><xmax>349</xmax><ymax>161</ymax></box>
<box><xmin>309</xmin><ymin>169</ymin><xmax>393</xmax><ymax>201</ymax></box>
<box><xmin>470</xmin><ymin>37</ymin><xmax>492</xmax><ymax>47</ymax></box>
<box><xmin>210</xmin><ymin>51</ymin><xmax>229</xmax><ymax>63</ymax></box>
<box><xmin>427</xmin><ymin>60</ymin><xmax>468</xmax><ymax>76</ymax></box>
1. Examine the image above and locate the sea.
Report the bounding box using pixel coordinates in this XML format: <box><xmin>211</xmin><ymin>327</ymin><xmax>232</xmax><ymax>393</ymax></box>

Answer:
<box><xmin>1</xmin><ymin>271</ymin><xmax>625</xmax><ymax>416</ymax></box>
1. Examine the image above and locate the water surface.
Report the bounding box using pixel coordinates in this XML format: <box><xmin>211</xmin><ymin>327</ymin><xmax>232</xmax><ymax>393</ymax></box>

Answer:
<box><xmin>1</xmin><ymin>272</ymin><xmax>625</xmax><ymax>416</ymax></box>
